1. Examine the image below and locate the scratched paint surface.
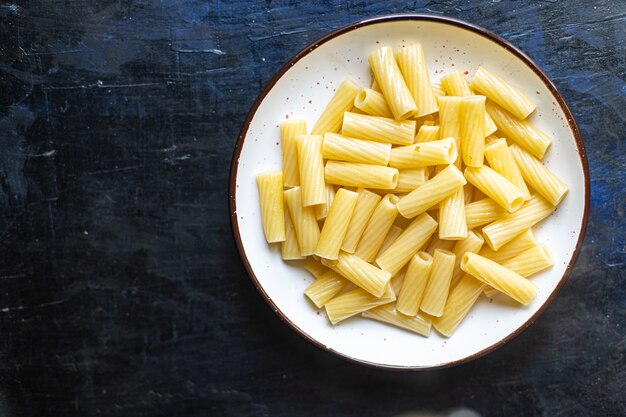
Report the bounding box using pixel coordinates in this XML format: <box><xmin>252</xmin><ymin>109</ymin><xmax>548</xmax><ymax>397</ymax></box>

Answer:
<box><xmin>0</xmin><ymin>1</ymin><xmax>623</xmax><ymax>416</ymax></box>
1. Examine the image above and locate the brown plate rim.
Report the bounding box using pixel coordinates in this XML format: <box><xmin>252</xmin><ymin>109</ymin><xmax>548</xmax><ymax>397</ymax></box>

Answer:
<box><xmin>228</xmin><ymin>13</ymin><xmax>590</xmax><ymax>371</ymax></box>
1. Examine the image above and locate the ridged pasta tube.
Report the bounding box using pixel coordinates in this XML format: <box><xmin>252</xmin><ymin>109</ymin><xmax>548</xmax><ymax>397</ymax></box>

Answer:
<box><xmin>342</xmin><ymin>112</ymin><xmax>416</xmax><ymax>146</ymax></box>
<box><xmin>484</xmin><ymin>139</ymin><xmax>531</xmax><ymax>200</ymax></box>
<box><xmin>420</xmin><ymin>249</ymin><xmax>456</xmax><ymax>317</ymax></box>
<box><xmin>322</xmin><ymin>133</ymin><xmax>391</xmax><ymax>165</ymax></box>
<box><xmin>280</xmin><ymin>120</ymin><xmax>306</xmax><ymax>187</ymax></box>
<box><xmin>311</xmin><ymin>79</ymin><xmax>361</xmax><ymax>135</ymax></box>
<box><xmin>396</xmin><ymin>251</ymin><xmax>433</xmax><ymax>316</ymax></box>
<box><xmin>464</xmin><ymin>165</ymin><xmax>525</xmax><ymax>213</ymax></box>
<box><xmin>297</xmin><ymin>135</ymin><xmax>326</xmax><ymax>207</ymax></box>
<box><xmin>315</xmin><ymin>188</ymin><xmax>359</xmax><ymax>260</ymax></box>
<box><xmin>341</xmin><ymin>189</ymin><xmax>382</xmax><ymax>253</ymax></box>
<box><xmin>389</xmin><ymin>138</ymin><xmax>457</xmax><ymax>169</ymax></box>
<box><xmin>470</xmin><ymin>66</ymin><xmax>536</xmax><ymax>120</ymax></box>
<box><xmin>325</xmin><ymin>161</ymin><xmax>399</xmax><ymax>190</ymax></box>
<box><xmin>284</xmin><ymin>187</ymin><xmax>320</xmax><ymax>256</ymax></box>
<box><xmin>353</xmin><ymin>88</ymin><xmax>393</xmax><ymax>118</ymax></box>
<box><xmin>256</xmin><ymin>171</ymin><xmax>285</xmax><ymax>243</ymax></box>
<box><xmin>362</xmin><ymin>304</ymin><xmax>431</xmax><ymax>336</ymax></box>
<box><xmin>396</xmin><ymin>44</ymin><xmax>438</xmax><ymax>117</ymax></box>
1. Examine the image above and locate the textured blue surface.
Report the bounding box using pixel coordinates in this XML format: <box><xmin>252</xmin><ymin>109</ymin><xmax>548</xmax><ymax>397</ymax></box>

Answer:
<box><xmin>0</xmin><ymin>1</ymin><xmax>624</xmax><ymax>416</ymax></box>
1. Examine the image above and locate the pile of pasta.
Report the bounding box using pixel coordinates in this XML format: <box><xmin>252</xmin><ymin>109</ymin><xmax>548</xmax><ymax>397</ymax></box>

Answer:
<box><xmin>255</xmin><ymin>44</ymin><xmax>568</xmax><ymax>338</ymax></box>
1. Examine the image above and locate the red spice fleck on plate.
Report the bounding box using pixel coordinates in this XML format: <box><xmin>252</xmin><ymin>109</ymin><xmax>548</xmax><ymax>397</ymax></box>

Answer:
<box><xmin>285</xmin><ymin>114</ymin><xmax>289</xmax><ymax>119</ymax></box>
<box><xmin>464</xmin><ymin>70</ymin><xmax>469</xmax><ymax>75</ymax></box>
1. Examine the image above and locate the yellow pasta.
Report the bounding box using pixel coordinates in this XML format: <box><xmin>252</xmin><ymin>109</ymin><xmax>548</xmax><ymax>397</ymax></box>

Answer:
<box><xmin>297</xmin><ymin>135</ymin><xmax>326</xmax><ymax>207</ymax></box>
<box><xmin>389</xmin><ymin>138</ymin><xmax>457</xmax><ymax>169</ymax></box>
<box><xmin>397</xmin><ymin>164</ymin><xmax>467</xmax><ymax>219</ymax></box>
<box><xmin>486</xmin><ymin>101</ymin><xmax>551</xmax><ymax>159</ymax></box>
<box><xmin>325</xmin><ymin>285</ymin><xmax>396</xmax><ymax>324</ymax></box>
<box><xmin>390</xmin><ymin>268</ymin><xmax>406</xmax><ymax>295</ymax></box>
<box><xmin>303</xmin><ymin>257</ymin><xmax>329</xmax><ymax>279</ymax></box>
<box><xmin>377</xmin><ymin>225</ymin><xmax>404</xmax><ymax>258</ymax></box>
<box><xmin>322</xmin><ymin>133</ymin><xmax>391</xmax><ymax>165</ymax></box>
<box><xmin>281</xmin><ymin>200</ymin><xmax>305</xmax><ymax>260</ymax></box>
<box><xmin>437</xmin><ymin>96</ymin><xmax>463</xmax><ymax>167</ymax></box>
<box><xmin>353</xmin><ymin>88</ymin><xmax>393</xmax><ymax>118</ymax></box>
<box><xmin>395</xmin><ymin>168</ymin><xmax>427</xmax><ymax>193</ymax></box>
<box><xmin>396</xmin><ymin>251</ymin><xmax>433</xmax><ymax>316</ymax></box>
<box><xmin>376</xmin><ymin>212</ymin><xmax>438</xmax><ymax>275</ymax></box>
<box><xmin>362</xmin><ymin>304</ymin><xmax>431</xmax><ymax>336</ymax></box>
<box><xmin>355</xmin><ymin>194</ymin><xmax>399</xmax><ymax>261</ymax></box>
<box><xmin>479</xmin><ymin>229</ymin><xmax>536</xmax><ymax>264</ymax></box>
<box><xmin>465</xmin><ymin>197</ymin><xmax>507</xmax><ymax>229</ymax></box>
<box><xmin>459</xmin><ymin>96</ymin><xmax>486</xmax><ymax>167</ymax></box>
<box><xmin>369</xmin><ymin>46</ymin><xmax>417</xmax><ymax>120</ymax></box>
<box><xmin>414</xmin><ymin>125</ymin><xmax>440</xmax><ymax>143</ymax></box>
<box><xmin>284</xmin><ymin>187</ymin><xmax>321</xmax><ymax>256</ymax></box>
<box><xmin>484</xmin><ymin>244</ymin><xmax>553</xmax><ymax>297</ymax></box>
<box><xmin>315</xmin><ymin>183</ymin><xmax>336</xmax><ymax>221</ymax></box>
<box><xmin>325</xmin><ymin>161</ymin><xmax>399</xmax><ymax>190</ymax></box>
<box><xmin>464</xmin><ymin>165</ymin><xmax>525</xmax><ymax>213</ymax></box>
<box><xmin>280</xmin><ymin>120</ymin><xmax>306</xmax><ymax>187</ymax></box>
<box><xmin>470</xmin><ymin>66</ymin><xmax>536</xmax><ymax>120</ymax></box>
<box><xmin>432</xmin><ymin>274</ymin><xmax>486</xmax><ymax>337</ymax></box>
<box><xmin>420</xmin><ymin>249</ymin><xmax>456</xmax><ymax>317</ymax></box>
<box><xmin>396</xmin><ymin>44</ymin><xmax>438</xmax><ymax>117</ymax></box>
<box><xmin>438</xmin><ymin>187</ymin><xmax>467</xmax><ymax>240</ymax></box>
<box><xmin>440</xmin><ymin>70</ymin><xmax>497</xmax><ymax>136</ymax></box>
<box><xmin>509</xmin><ymin>144</ymin><xmax>569</xmax><ymax>206</ymax></box>
<box><xmin>304</xmin><ymin>270</ymin><xmax>349</xmax><ymax>308</ymax></box>
<box><xmin>484</xmin><ymin>139</ymin><xmax>531</xmax><ymax>200</ymax></box>
<box><xmin>461</xmin><ymin>252</ymin><xmax>538</xmax><ymax>305</ymax></box>
<box><xmin>256</xmin><ymin>171</ymin><xmax>286</xmax><ymax>243</ymax></box>
<box><xmin>482</xmin><ymin>195</ymin><xmax>554</xmax><ymax>250</ymax></box>
<box><xmin>431</xmin><ymin>83</ymin><xmax>445</xmax><ymax>98</ymax></box>
<box><xmin>315</xmin><ymin>188</ymin><xmax>359</xmax><ymax>260</ymax></box>
<box><xmin>341</xmin><ymin>189</ymin><xmax>382</xmax><ymax>253</ymax></box>
<box><xmin>370</xmin><ymin>78</ymin><xmax>381</xmax><ymax>92</ymax></box>
<box><xmin>311</xmin><ymin>79</ymin><xmax>361</xmax><ymax>135</ymax></box>
<box><xmin>342</xmin><ymin>112</ymin><xmax>416</xmax><ymax>146</ymax></box>
<box><xmin>322</xmin><ymin>252</ymin><xmax>392</xmax><ymax>297</ymax></box>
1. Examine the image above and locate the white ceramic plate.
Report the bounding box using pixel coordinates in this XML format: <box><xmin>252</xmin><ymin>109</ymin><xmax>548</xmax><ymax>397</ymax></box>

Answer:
<box><xmin>229</xmin><ymin>15</ymin><xmax>589</xmax><ymax>369</ymax></box>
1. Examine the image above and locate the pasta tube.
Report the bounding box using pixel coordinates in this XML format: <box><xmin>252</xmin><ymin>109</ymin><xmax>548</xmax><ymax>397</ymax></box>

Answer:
<box><xmin>362</xmin><ymin>304</ymin><xmax>431</xmax><ymax>336</ymax></box>
<box><xmin>464</xmin><ymin>165</ymin><xmax>525</xmax><ymax>213</ymax></box>
<box><xmin>297</xmin><ymin>135</ymin><xmax>326</xmax><ymax>207</ymax></box>
<box><xmin>484</xmin><ymin>244</ymin><xmax>553</xmax><ymax>297</ymax></box>
<box><xmin>311</xmin><ymin>79</ymin><xmax>360</xmax><ymax>135</ymax></box>
<box><xmin>322</xmin><ymin>252</ymin><xmax>392</xmax><ymax>297</ymax></box>
<box><xmin>395</xmin><ymin>168</ymin><xmax>427</xmax><ymax>193</ymax></box>
<box><xmin>325</xmin><ymin>285</ymin><xmax>395</xmax><ymax>324</ymax></box>
<box><xmin>315</xmin><ymin>188</ymin><xmax>359</xmax><ymax>260</ymax></box>
<box><xmin>437</xmin><ymin>96</ymin><xmax>463</xmax><ymax>167</ymax></box>
<box><xmin>256</xmin><ymin>171</ymin><xmax>285</xmax><ymax>243</ymax></box>
<box><xmin>426</xmin><ymin>235</ymin><xmax>456</xmax><ymax>254</ymax></box>
<box><xmin>432</xmin><ymin>274</ymin><xmax>485</xmax><ymax>337</ymax></box>
<box><xmin>304</xmin><ymin>258</ymin><xmax>328</xmax><ymax>278</ymax></box>
<box><xmin>281</xmin><ymin>200</ymin><xmax>305</xmax><ymax>260</ymax></box>
<box><xmin>284</xmin><ymin>187</ymin><xmax>321</xmax><ymax>256</ymax></box>
<box><xmin>486</xmin><ymin>101</ymin><xmax>551</xmax><ymax>159</ymax></box>
<box><xmin>396</xmin><ymin>252</ymin><xmax>433</xmax><ymax>316</ymax></box>
<box><xmin>389</xmin><ymin>138</ymin><xmax>457</xmax><ymax>169</ymax></box>
<box><xmin>355</xmin><ymin>194</ymin><xmax>399</xmax><ymax>262</ymax></box>
<box><xmin>353</xmin><ymin>88</ymin><xmax>393</xmax><ymax>118</ymax></box>
<box><xmin>465</xmin><ymin>197</ymin><xmax>507</xmax><ymax>229</ymax></box>
<box><xmin>484</xmin><ymin>139</ymin><xmax>531</xmax><ymax>200</ymax></box>
<box><xmin>396</xmin><ymin>44</ymin><xmax>438</xmax><ymax>117</ymax></box>
<box><xmin>438</xmin><ymin>187</ymin><xmax>467</xmax><ymax>240</ymax></box>
<box><xmin>322</xmin><ymin>133</ymin><xmax>391</xmax><ymax>165</ymax></box>
<box><xmin>325</xmin><ymin>161</ymin><xmax>399</xmax><ymax>190</ymax></box>
<box><xmin>414</xmin><ymin>125</ymin><xmax>440</xmax><ymax>143</ymax></box>
<box><xmin>461</xmin><ymin>252</ymin><xmax>538</xmax><ymax>305</ymax></box>
<box><xmin>479</xmin><ymin>229</ymin><xmax>536</xmax><ymax>264</ymax></box>
<box><xmin>431</xmin><ymin>83</ymin><xmax>445</xmax><ymax>98</ymax></box>
<box><xmin>420</xmin><ymin>249</ymin><xmax>456</xmax><ymax>317</ymax></box>
<box><xmin>342</xmin><ymin>112</ymin><xmax>416</xmax><ymax>146</ymax></box>
<box><xmin>341</xmin><ymin>189</ymin><xmax>382</xmax><ymax>253</ymax></box>
<box><xmin>397</xmin><ymin>164</ymin><xmax>467</xmax><ymax>218</ymax></box>
<box><xmin>304</xmin><ymin>270</ymin><xmax>349</xmax><ymax>308</ymax></box>
<box><xmin>459</xmin><ymin>96</ymin><xmax>486</xmax><ymax>167</ymax></box>
<box><xmin>509</xmin><ymin>144</ymin><xmax>569</xmax><ymax>206</ymax></box>
<box><xmin>280</xmin><ymin>120</ymin><xmax>306</xmax><ymax>187</ymax></box>
<box><xmin>368</xmin><ymin>46</ymin><xmax>417</xmax><ymax>120</ymax></box>
<box><xmin>482</xmin><ymin>195</ymin><xmax>554</xmax><ymax>250</ymax></box>
<box><xmin>470</xmin><ymin>66</ymin><xmax>536</xmax><ymax>120</ymax></box>
<box><xmin>376</xmin><ymin>212</ymin><xmax>438</xmax><ymax>275</ymax></box>
<box><xmin>315</xmin><ymin>184</ymin><xmax>336</xmax><ymax>220</ymax></box>
<box><xmin>440</xmin><ymin>70</ymin><xmax>497</xmax><ymax>136</ymax></box>
<box><xmin>390</xmin><ymin>268</ymin><xmax>406</xmax><ymax>295</ymax></box>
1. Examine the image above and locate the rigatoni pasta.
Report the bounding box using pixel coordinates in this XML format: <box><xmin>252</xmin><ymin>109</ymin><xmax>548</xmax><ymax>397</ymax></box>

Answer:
<box><xmin>253</xmin><ymin>44</ymin><xmax>569</xmax><ymax>339</ymax></box>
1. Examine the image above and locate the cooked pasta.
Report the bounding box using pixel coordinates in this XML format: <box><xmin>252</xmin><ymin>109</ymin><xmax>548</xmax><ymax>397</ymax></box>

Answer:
<box><xmin>362</xmin><ymin>304</ymin><xmax>431</xmax><ymax>336</ymax></box>
<box><xmin>355</xmin><ymin>194</ymin><xmax>400</xmax><ymax>262</ymax></box>
<box><xmin>484</xmin><ymin>139</ymin><xmax>531</xmax><ymax>200</ymax></box>
<box><xmin>420</xmin><ymin>249</ymin><xmax>456</xmax><ymax>317</ymax></box>
<box><xmin>311</xmin><ymin>79</ymin><xmax>361</xmax><ymax>135</ymax></box>
<box><xmin>432</xmin><ymin>274</ymin><xmax>485</xmax><ymax>337</ymax></box>
<box><xmin>256</xmin><ymin>171</ymin><xmax>286</xmax><ymax>243</ymax></box>
<box><xmin>396</xmin><ymin>44</ymin><xmax>439</xmax><ymax>117</ymax></box>
<box><xmin>396</xmin><ymin>251</ymin><xmax>433</xmax><ymax>316</ymax></box>
<box><xmin>325</xmin><ymin>285</ymin><xmax>396</xmax><ymax>324</ymax></box>
<box><xmin>470</xmin><ymin>66</ymin><xmax>536</xmax><ymax>119</ymax></box>
<box><xmin>342</xmin><ymin>112</ymin><xmax>416</xmax><ymax>146</ymax></box>
<box><xmin>341</xmin><ymin>189</ymin><xmax>382</xmax><ymax>253</ymax></box>
<box><xmin>284</xmin><ymin>187</ymin><xmax>320</xmax><ymax>256</ymax></box>
<box><xmin>315</xmin><ymin>188</ymin><xmax>359</xmax><ymax>260</ymax></box>
<box><xmin>353</xmin><ymin>88</ymin><xmax>394</xmax><ymax>118</ymax></box>
<box><xmin>297</xmin><ymin>135</ymin><xmax>326</xmax><ymax>207</ymax></box>
<box><xmin>304</xmin><ymin>270</ymin><xmax>349</xmax><ymax>308</ymax></box>
<box><xmin>322</xmin><ymin>252</ymin><xmax>392</xmax><ymax>297</ymax></box>
<box><xmin>325</xmin><ymin>161</ymin><xmax>399</xmax><ymax>189</ymax></box>
<box><xmin>389</xmin><ymin>138</ymin><xmax>457</xmax><ymax>169</ymax></box>
<box><xmin>465</xmin><ymin>197</ymin><xmax>507</xmax><ymax>229</ymax></box>
<box><xmin>322</xmin><ymin>133</ymin><xmax>392</xmax><ymax>165</ymax></box>
<box><xmin>369</xmin><ymin>46</ymin><xmax>417</xmax><ymax>120</ymax></box>
<box><xmin>280</xmin><ymin>120</ymin><xmax>306</xmax><ymax>187</ymax></box>
<box><xmin>464</xmin><ymin>165</ymin><xmax>525</xmax><ymax>213</ymax></box>
<box><xmin>438</xmin><ymin>187</ymin><xmax>467</xmax><ymax>240</ymax></box>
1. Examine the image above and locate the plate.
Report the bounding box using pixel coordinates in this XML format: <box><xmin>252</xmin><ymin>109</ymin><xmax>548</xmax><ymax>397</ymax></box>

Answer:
<box><xmin>229</xmin><ymin>14</ymin><xmax>589</xmax><ymax>369</ymax></box>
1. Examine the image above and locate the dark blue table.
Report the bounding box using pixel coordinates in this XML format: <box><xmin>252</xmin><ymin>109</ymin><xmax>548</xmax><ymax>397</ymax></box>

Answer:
<box><xmin>0</xmin><ymin>1</ymin><xmax>624</xmax><ymax>416</ymax></box>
